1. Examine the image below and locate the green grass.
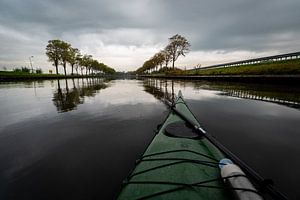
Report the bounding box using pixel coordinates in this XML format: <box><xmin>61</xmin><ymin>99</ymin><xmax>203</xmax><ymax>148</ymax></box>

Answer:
<box><xmin>0</xmin><ymin>71</ymin><xmax>98</xmax><ymax>80</ymax></box>
<box><xmin>186</xmin><ymin>59</ymin><xmax>300</xmax><ymax>76</ymax></box>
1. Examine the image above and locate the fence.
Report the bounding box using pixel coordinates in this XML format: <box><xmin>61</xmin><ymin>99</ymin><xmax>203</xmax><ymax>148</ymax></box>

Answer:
<box><xmin>198</xmin><ymin>51</ymin><xmax>300</xmax><ymax>70</ymax></box>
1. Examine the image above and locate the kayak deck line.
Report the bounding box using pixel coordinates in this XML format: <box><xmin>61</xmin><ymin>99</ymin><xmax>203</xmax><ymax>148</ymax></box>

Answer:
<box><xmin>140</xmin><ymin>149</ymin><xmax>219</xmax><ymax>161</ymax></box>
<box><xmin>123</xmin><ymin>174</ymin><xmax>261</xmax><ymax>200</ymax></box>
<box><xmin>117</xmin><ymin>90</ymin><xmax>286</xmax><ymax>200</ymax></box>
<box><xmin>168</xmin><ymin>92</ymin><xmax>287</xmax><ymax>199</ymax></box>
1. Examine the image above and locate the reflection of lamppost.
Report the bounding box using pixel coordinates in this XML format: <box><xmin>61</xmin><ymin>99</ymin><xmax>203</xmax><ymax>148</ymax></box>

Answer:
<box><xmin>29</xmin><ymin>56</ymin><xmax>34</xmax><ymax>73</ymax></box>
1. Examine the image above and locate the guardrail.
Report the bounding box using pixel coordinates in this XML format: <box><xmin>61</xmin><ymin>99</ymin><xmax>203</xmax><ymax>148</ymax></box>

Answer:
<box><xmin>196</xmin><ymin>51</ymin><xmax>300</xmax><ymax>70</ymax></box>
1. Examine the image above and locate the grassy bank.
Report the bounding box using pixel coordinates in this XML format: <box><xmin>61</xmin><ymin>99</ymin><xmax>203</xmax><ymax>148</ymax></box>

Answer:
<box><xmin>0</xmin><ymin>71</ymin><xmax>102</xmax><ymax>81</ymax></box>
<box><xmin>186</xmin><ymin>59</ymin><xmax>300</xmax><ymax>76</ymax></box>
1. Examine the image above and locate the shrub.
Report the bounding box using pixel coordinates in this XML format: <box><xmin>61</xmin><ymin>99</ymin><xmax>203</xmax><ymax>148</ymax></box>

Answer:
<box><xmin>13</xmin><ymin>68</ymin><xmax>22</xmax><ymax>72</ymax></box>
<box><xmin>13</xmin><ymin>67</ymin><xmax>31</xmax><ymax>73</ymax></box>
<box><xmin>36</xmin><ymin>68</ymin><xmax>43</xmax><ymax>74</ymax></box>
<box><xmin>21</xmin><ymin>67</ymin><xmax>31</xmax><ymax>73</ymax></box>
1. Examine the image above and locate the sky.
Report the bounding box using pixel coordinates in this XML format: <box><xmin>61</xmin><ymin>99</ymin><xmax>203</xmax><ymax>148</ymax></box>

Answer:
<box><xmin>0</xmin><ymin>0</ymin><xmax>300</xmax><ymax>72</ymax></box>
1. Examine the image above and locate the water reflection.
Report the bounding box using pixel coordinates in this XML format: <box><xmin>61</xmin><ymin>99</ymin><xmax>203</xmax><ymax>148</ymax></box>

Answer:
<box><xmin>1</xmin><ymin>78</ymin><xmax>299</xmax><ymax>200</ymax></box>
<box><xmin>52</xmin><ymin>78</ymin><xmax>109</xmax><ymax>112</ymax></box>
<box><xmin>142</xmin><ymin>78</ymin><xmax>300</xmax><ymax>110</ymax></box>
<box><xmin>143</xmin><ymin>78</ymin><xmax>175</xmax><ymax>104</ymax></box>
<box><xmin>193</xmin><ymin>81</ymin><xmax>300</xmax><ymax>109</ymax></box>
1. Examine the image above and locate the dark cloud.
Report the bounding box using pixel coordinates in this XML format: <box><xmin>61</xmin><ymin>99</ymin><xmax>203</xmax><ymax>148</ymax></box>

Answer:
<box><xmin>0</xmin><ymin>0</ymin><xmax>299</xmax><ymax>71</ymax></box>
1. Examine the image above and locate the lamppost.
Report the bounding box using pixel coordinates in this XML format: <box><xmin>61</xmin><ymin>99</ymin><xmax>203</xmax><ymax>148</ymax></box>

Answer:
<box><xmin>29</xmin><ymin>56</ymin><xmax>34</xmax><ymax>73</ymax></box>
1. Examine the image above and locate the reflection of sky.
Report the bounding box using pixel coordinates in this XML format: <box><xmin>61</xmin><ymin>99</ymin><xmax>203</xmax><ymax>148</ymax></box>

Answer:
<box><xmin>176</xmin><ymin>87</ymin><xmax>222</xmax><ymax>100</ymax></box>
<box><xmin>148</xmin><ymin>80</ymin><xmax>223</xmax><ymax>101</ymax></box>
<box><xmin>1</xmin><ymin>78</ymin><xmax>300</xmax><ymax>200</ymax></box>
<box><xmin>72</xmin><ymin>79</ymin><xmax>165</xmax><ymax>120</ymax></box>
<box><xmin>0</xmin><ymin>82</ymin><xmax>57</xmax><ymax>131</ymax></box>
<box><xmin>0</xmin><ymin>79</ymin><xmax>164</xmax><ymax>131</ymax></box>
<box><xmin>1</xmin><ymin>79</ymin><xmax>299</xmax><ymax>132</ymax></box>
<box><xmin>97</xmin><ymin>80</ymin><xmax>158</xmax><ymax>105</ymax></box>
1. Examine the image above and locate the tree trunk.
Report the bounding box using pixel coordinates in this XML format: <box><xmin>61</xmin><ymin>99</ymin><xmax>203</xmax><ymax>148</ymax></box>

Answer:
<box><xmin>63</xmin><ymin>62</ymin><xmax>67</xmax><ymax>76</ymax></box>
<box><xmin>71</xmin><ymin>64</ymin><xmax>74</xmax><ymax>75</ymax></box>
<box><xmin>65</xmin><ymin>79</ymin><xmax>69</xmax><ymax>93</ymax></box>
<box><xmin>172</xmin><ymin>58</ymin><xmax>175</xmax><ymax>69</ymax></box>
<box><xmin>55</xmin><ymin>64</ymin><xmax>58</xmax><ymax>75</ymax></box>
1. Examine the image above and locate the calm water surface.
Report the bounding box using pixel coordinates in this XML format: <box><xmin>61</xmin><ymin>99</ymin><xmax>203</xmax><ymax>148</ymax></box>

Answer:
<box><xmin>0</xmin><ymin>78</ymin><xmax>299</xmax><ymax>200</ymax></box>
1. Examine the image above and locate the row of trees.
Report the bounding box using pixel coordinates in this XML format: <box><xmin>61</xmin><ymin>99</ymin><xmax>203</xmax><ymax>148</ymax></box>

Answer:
<box><xmin>136</xmin><ymin>34</ymin><xmax>190</xmax><ymax>74</ymax></box>
<box><xmin>46</xmin><ymin>39</ymin><xmax>115</xmax><ymax>76</ymax></box>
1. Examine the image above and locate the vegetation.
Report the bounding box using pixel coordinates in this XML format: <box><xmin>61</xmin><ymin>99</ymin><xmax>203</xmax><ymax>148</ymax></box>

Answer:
<box><xmin>167</xmin><ymin>34</ymin><xmax>191</xmax><ymax>69</ymax></box>
<box><xmin>187</xmin><ymin>59</ymin><xmax>300</xmax><ymax>76</ymax></box>
<box><xmin>0</xmin><ymin>70</ymin><xmax>64</xmax><ymax>79</ymax></box>
<box><xmin>68</xmin><ymin>47</ymin><xmax>80</xmax><ymax>75</ymax></box>
<box><xmin>136</xmin><ymin>34</ymin><xmax>190</xmax><ymax>74</ymax></box>
<box><xmin>45</xmin><ymin>39</ymin><xmax>115</xmax><ymax>76</ymax></box>
<box><xmin>46</xmin><ymin>40</ymin><xmax>62</xmax><ymax>74</ymax></box>
<box><xmin>140</xmin><ymin>58</ymin><xmax>300</xmax><ymax>76</ymax></box>
<box><xmin>0</xmin><ymin>70</ymin><xmax>107</xmax><ymax>80</ymax></box>
<box><xmin>35</xmin><ymin>68</ymin><xmax>43</xmax><ymax>74</ymax></box>
<box><xmin>13</xmin><ymin>67</ymin><xmax>31</xmax><ymax>73</ymax></box>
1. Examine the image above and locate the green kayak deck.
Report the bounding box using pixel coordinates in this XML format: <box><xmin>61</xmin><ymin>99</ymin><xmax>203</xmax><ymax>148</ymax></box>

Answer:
<box><xmin>117</xmin><ymin>91</ymin><xmax>233</xmax><ymax>200</ymax></box>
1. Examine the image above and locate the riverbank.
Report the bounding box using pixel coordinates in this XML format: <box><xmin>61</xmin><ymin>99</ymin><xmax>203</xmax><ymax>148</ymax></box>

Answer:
<box><xmin>188</xmin><ymin>58</ymin><xmax>300</xmax><ymax>75</ymax></box>
<box><xmin>0</xmin><ymin>71</ymin><xmax>106</xmax><ymax>81</ymax></box>
<box><xmin>141</xmin><ymin>74</ymin><xmax>300</xmax><ymax>84</ymax></box>
<box><xmin>140</xmin><ymin>59</ymin><xmax>300</xmax><ymax>84</ymax></box>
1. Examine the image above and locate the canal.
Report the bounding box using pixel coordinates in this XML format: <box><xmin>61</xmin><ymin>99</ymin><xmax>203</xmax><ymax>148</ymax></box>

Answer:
<box><xmin>0</xmin><ymin>78</ymin><xmax>299</xmax><ymax>200</ymax></box>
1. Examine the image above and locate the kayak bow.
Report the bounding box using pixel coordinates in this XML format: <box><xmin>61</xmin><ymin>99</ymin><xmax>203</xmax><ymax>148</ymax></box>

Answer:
<box><xmin>117</xmin><ymin>90</ymin><xmax>285</xmax><ymax>200</ymax></box>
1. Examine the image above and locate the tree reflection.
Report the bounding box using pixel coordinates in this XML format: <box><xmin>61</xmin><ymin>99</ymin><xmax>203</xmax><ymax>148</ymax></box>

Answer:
<box><xmin>142</xmin><ymin>78</ymin><xmax>300</xmax><ymax>110</ymax></box>
<box><xmin>52</xmin><ymin>78</ymin><xmax>109</xmax><ymax>113</ymax></box>
<box><xmin>143</xmin><ymin>78</ymin><xmax>175</xmax><ymax>104</ymax></box>
<box><xmin>192</xmin><ymin>81</ymin><xmax>300</xmax><ymax>109</ymax></box>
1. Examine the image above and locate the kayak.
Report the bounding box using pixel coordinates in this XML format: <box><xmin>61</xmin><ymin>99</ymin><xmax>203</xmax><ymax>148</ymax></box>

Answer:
<box><xmin>117</xmin><ymin>91</ymin><xmax>282</xmax><ymax>200</ymax></box>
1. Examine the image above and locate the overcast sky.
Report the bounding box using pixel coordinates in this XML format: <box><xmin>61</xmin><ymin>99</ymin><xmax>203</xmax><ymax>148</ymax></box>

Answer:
<box><xmin>0</xmin><ymin>0</ymin><xmax>300</xmax><ymax>72</ymax></box>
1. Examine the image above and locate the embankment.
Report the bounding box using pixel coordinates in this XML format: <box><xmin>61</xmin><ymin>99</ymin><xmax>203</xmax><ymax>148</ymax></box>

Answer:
<box><xmin>141</xmin><ymin>59</ymin><xmax>300</xmax><ymax>84</ymax></box>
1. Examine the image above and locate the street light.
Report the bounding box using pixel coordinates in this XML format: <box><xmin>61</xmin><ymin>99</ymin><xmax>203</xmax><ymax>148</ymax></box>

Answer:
<box><xmin>29</xmin><ymin>56</ymin><xmax>34</xmax><ymax>73</ymax></box>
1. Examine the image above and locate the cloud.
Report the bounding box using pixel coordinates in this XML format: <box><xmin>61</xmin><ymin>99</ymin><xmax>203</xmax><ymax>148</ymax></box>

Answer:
<box><xmin>0</xmin><ymin>0</ymin><xmax>299</xmax><ymax>71</ymax></box>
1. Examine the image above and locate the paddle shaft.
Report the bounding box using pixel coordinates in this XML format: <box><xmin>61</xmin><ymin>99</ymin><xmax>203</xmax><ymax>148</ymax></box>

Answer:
<box><xmin>166</xmin><ymin>100</ymin><xmax>287</xmax><ymax>200</ymax></box>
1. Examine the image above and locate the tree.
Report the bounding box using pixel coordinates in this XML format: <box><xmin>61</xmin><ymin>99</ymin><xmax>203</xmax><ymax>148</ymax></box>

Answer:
<box><xmin>59</xmin><ymin>41</ymin><xmax>71</xmax><ymax>76</ymax></box>
<box><xmin>67</xmin><ymin>47</ymin><xmax>80</xmax><ymax>75</ymax></box>
<box><xmin>91</xmin><ymin>59</ymin><xmax>99</xmax><ymax>75</ymax></box>
<box><xmin>78</xmin><ymin>56</ymin><xmax>85</xmax><ymax>76</ymax></box>
<box><xmin>166</xmin><ymin>34</ymin><xmax>190</xmax><ymax>69</ymax></box>
<box><xmin>81</xmin><ymin>54</ymin><xmax>93</xmax><ymax>75</ymax></box>
<box><xmin>162</xmin><ymin>48</ymin><xmax>172</xmax><ymax>68</ymax></box>
<box><xmin>46</xmin><ymin>39</ymin><xmax>116</xmax><ymax>76</ymax></box>
<box><xmin>46</xmin><ymin>40</ymin><xmax>62</xmax><ymax>74</ymax></box>
<box><xmin>75</xmin><ymin>53</ymin><xmax>82</xmax><ymax>75</ymax></box>
<box><xmin>154</xmin><ymin>51</ymin><xmax>166</xmax><ymax>71</ymax></box>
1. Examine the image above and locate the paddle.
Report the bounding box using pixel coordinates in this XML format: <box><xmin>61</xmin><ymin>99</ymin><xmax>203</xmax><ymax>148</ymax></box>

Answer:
<box><xmin>164</xmin><ymin>98</ymin><xmax>288</xmax><ymax>200</ymax></box>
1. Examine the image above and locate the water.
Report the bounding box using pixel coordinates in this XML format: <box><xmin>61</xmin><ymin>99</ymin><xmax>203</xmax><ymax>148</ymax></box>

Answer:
<box><xmin>0</xmin><ymin>78</ymin><xmax>299</xmax><ymax>200</ymax></box>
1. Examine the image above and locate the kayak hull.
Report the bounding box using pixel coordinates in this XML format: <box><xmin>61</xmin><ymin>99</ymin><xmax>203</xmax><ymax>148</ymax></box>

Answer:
<box><xmin>117</xmin><ymin>91</ymin><xmax>232</xmax><ymax>200</ymax></box>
